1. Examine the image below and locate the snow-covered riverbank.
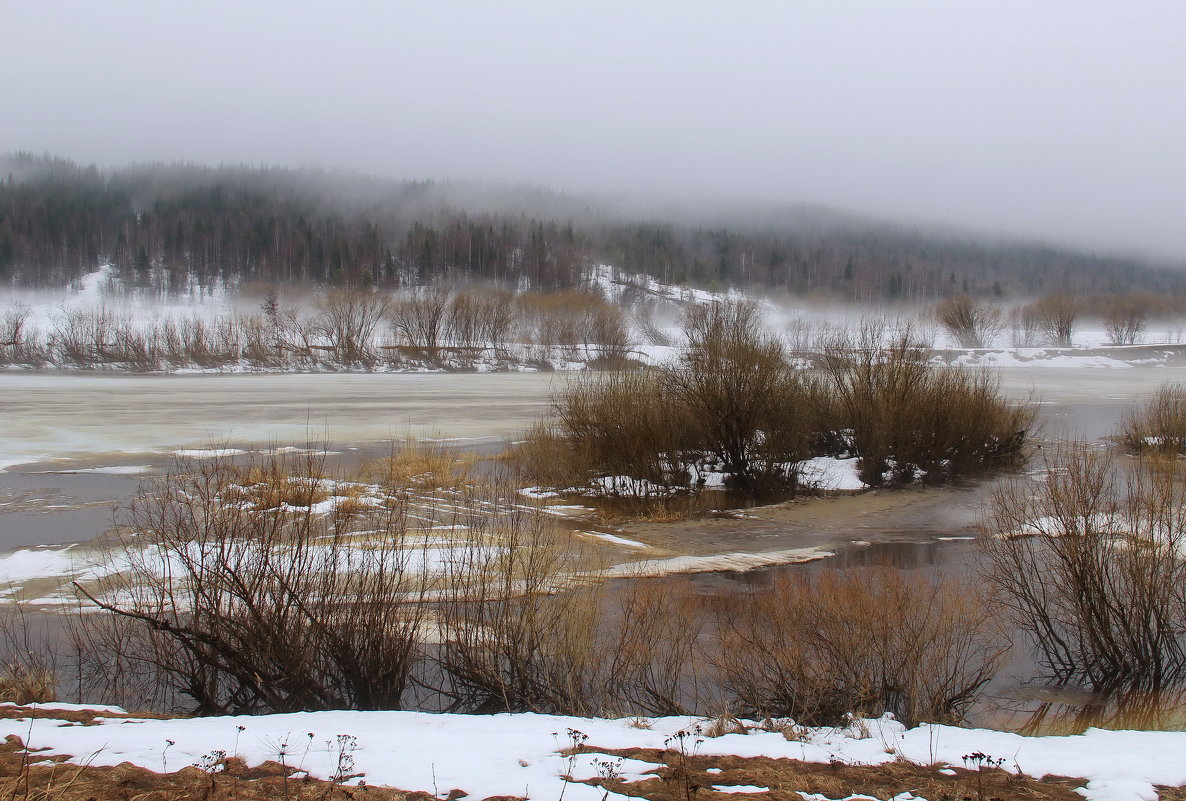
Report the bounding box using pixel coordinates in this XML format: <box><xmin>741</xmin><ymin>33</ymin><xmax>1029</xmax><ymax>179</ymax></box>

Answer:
<box><xmin>2</xmin><ymin>704</ymin><xmax>1183</xmax><ymax>801</ymax></box>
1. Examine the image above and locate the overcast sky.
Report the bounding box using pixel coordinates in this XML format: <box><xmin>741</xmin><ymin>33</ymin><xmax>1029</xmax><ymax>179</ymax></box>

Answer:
<box><xmin>4</xmin><ymin>0</ymin><xmax>1184</xmax><ymax>258</ymax></box>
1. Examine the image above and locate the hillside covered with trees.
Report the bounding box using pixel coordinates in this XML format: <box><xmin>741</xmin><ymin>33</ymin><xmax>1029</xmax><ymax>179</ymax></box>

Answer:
<box><xmin>2</xmin><ymin>152</ymin><xmax>1182</xmax><ymax>300</ymax></box>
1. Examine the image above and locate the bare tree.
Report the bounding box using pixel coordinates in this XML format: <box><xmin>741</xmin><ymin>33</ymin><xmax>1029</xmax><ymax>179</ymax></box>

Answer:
<box><xmin>0</xmin><ymin>303</ymin><xmax>44</xmax><ymax>365</ymax></box>
<box><xmin>447</xmin><ymin>290</ymin><xmax>483</xmax><ymax>350</ymax></box>
<box><xmin>477</xmin><ymin>289</ymin><xmax>516</xmax><ymax>355</ymax></box>
<box><xmin>0</xmin><ymin>303</ymin><xmax>31</xmax><ymax>348</ymax></box>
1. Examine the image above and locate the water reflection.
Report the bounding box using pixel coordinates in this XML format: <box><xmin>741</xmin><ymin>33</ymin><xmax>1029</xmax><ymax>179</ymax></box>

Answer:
<box><xmin>987</xmin><ymin>686</ymin><xmax>1186</xmax><ymax>735</ymax></box>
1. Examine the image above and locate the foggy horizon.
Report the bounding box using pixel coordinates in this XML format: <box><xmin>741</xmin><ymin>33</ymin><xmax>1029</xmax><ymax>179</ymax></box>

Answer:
<box><xmin>5</xmin><ymin>1</ymin><xmax>1184</xmax><ymax>260</ymax></box>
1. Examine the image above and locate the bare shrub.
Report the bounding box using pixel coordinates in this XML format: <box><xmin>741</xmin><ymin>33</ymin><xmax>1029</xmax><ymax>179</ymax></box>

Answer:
<box><xmin>1009</xmin><ymin>303</ymin><xmax>1044</xmax><ymax>347</ymax></box>
<box><xmin>538</xmin><ymin>309</ymin><xmax>1031</xmax><ymax>500</ymax></box>
<box><xmin>447</xmin><ymin>290</ymin><xmax>485</xmax><ymax>351</ymax></box>
<box><xmin>712</xmin><ymin>566</ymin><xmax>1003</xmax><ymax>726</ymax></box>
<box><xmin>433</xmin><ymin>519</ymin><xmax>703</xmax><ymax>716</ymax></box>
<box><xmin>447</xmin><ymin>288</ymin><xmax>516</xmax><ymax>353</ymax></box>
<box><xmin>934</xmin><ymin>294</ymin><xmax>1003</xmax><ymax>348</ymax></box>
<box><xmin>0</xmin><ymin>303</ymin><xmax>32</xmax><ymax>349</ymax></box>
<box><xmin>982</xmin><ymin>445</ymin><xmax>1186</xmax><ymax>691</ymax></box>
<box><xmin>539</xmin><ymin>299</ymin><xmax>822</xmax><ymax>498</ymax></box>
<box><xmin>0</xmin><ymin>303</ymin><xmax>46</xmax><ymax>366</ymax></box>
<box><xmin>1104</xmin><ymin>295</ymin><xmax>1149</xmax><ymax>345</ymax></box>
<box><xmin>50</xmin><ymin>308</ymin><xmax>154</xmax><ymax>367</ymax></box>
<box><xmin>1030</xmin><ymin>292</ymin><xmax>1082</xmax><ymax>347</ymax></box>
<box><xmin>600</xmin><ymin>579</ymin><xmax>705</xmax><ymax>715</ymax></box>
<box><xmin>665</xmin><ymin>300</ymin><xmax>820</xmax><ymax>493</ymax></box>
<box><xmin>820</xmin><ymin>322</ymin><xmax>1033</xmax><ymax>485</ymax></box>
<box><xmin>1119</xmin><ymin>383</ymin><xmax>1186</xmax><ymax>454</ymax></box>
<box><xmin>238</xmin><ymin>312</ymin><xmax>280</xmax><ymax>366</ymax></box>
<box><xmin>75</xmin><ymin>452</ymin><xmax>430</xmax><ymax>714</ymax></box>
<box><xmin>158</xmin><ymin>315</ymin><xmax>242</xmax><ymax>368</ymax></box>
<box><xmin>274</xmin><ymin>304</ymin><xmax>322</xmax><ymax>366</ymax></box>
<box><xmin>390</xmin><ymin>287</ymin><xmax>451</xmax><ymax>352</ymax></box>
<box><xmin>518</xmin><ymin>290</ymin><xmax>633</xmax><ymax>362</ymax></box>
<box><xmin>314</xmin><ymin>289</ymin><xmax>390</xmax><ymax>365</ymax></box>
<box><xmin>432</xmin><ymin>512</ymin><xmax>608</xmax><ymax>714</ymax></box>
<box><xmin>549</xmin><ymin>370</ymin><xmax>690</xmax><ymax>494</ymax></box>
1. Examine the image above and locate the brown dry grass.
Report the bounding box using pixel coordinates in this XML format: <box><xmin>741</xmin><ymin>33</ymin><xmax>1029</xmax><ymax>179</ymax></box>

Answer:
<box><xmin>364</xmin><ymin>441</ymin><xmax>476</xmax><ymax>491</ymax></box>
<box><xmin>0</xmin><ymin>735</ymin><xmax>443</xmax><ymax>801</ymax></box>
<box><xmin>1119</xmin><ymin>383</ymin><xmax>1186</xmax><ymax>454</ymax></box>
<box><xmin>0</xmin><ymin>664</ymin><xmax>56</xmax><ymax>706</ymax></box>
<box><xmin>220</xmin><ymin>451</ymin><xmax>336</xmax><ymax>511</ymax></box>
<box><xmin>572</xmin><ymin>746</ymin><xmax>1090</xmax><ymax>801</ymax></box>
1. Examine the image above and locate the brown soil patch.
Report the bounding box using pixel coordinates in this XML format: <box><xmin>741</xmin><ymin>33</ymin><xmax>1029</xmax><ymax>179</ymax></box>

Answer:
<box><xmin>571</xmin><ymin>746</ymin><xmax>1095</xmax><ymax>801</ymax></box>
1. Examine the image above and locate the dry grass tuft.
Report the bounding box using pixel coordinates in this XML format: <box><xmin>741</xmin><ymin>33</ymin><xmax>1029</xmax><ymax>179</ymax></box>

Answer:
<box><xmin>0</xmin><ymin>662</ymin><xmax>56</xmax><ymax>705</ymax></box>
<box><xmin>703</xmin><ymin>714</ymin><xmax>749</xmax><ymax>738</ymax></box>
<box><xmin>1119</xmin><ymin>383</ymin><xmax>1186</xmax><ymax>455</ymax></box>
<box><xmin>365</xmin><ymin>441</ymin><xmax>476</xmax><ymax>490</ymax></box>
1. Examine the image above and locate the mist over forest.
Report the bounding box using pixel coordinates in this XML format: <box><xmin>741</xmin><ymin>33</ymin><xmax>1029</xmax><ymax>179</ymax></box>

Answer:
<box><xmin>3</xmin><ymin>152</ymin><xmax>1182</xmax><ymax>303</ymax></box>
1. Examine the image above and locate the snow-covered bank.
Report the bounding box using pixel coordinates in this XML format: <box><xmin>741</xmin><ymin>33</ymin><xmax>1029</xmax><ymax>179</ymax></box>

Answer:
<box><xmin>3</xmin><ymin>706</ymin><xmax>1185</xmax><ymax>801</ymax></box>
<box><xmin>932</xmin><ymin>343</ymin><xmax>1186</xmax><ymax>369</ymax></box>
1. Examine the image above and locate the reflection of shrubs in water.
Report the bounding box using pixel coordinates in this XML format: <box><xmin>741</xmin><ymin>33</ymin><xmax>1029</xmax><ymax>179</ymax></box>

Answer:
<box><xmin>530</xmin><ymin>306</ymin><xmax>1034</xmax><ymax>502</ymax></box>
<box><xmin>711</xmin><ymin>566</ymin><xmax>1004</xmax><ymax>727</ymax></box>
<box><xmin>983</xmin><ymin>445</ymin><xmax>1186</xmax><ymax>694</ymax></box>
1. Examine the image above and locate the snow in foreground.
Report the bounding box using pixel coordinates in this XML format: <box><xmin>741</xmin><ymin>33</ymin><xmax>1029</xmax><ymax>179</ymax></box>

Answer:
<box><xmin>4</xmin><ymin>706</ymin><xmax>1186</xmax><ymax>801</ymax></box>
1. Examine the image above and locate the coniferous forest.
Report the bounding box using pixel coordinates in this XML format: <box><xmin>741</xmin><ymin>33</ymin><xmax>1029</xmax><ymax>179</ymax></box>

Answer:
<box><xmin>2</xmin><ymin>152</ymin><xmax>1182</xmax><ymax>300</ymax></box>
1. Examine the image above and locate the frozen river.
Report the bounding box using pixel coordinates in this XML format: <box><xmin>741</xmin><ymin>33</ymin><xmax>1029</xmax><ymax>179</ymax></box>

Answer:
<box><xmin>1</xmin><ymin>367</ymin><xmax>1181</xmax><ymax>470</ymax></box>
<box><xmin>0</xmin><ymin>371</ymin><xmax>558</xmax><ymax>471</ymax></box>
<box><xmin>0</xmin><ymin>365</ymin><xmax>1184</xmax><ymax>549</ymax></box>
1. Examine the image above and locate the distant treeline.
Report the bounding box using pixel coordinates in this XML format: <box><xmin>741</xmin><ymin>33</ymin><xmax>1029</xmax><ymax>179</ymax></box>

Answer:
<box><xmin>2</xmin><ymin>153</ymin><xmax>1183</xmax><ymax>300</ymax></box>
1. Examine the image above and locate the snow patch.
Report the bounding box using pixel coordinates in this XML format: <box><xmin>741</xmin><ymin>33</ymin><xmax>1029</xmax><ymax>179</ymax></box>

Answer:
<box><xmin>798</xmin><ymin>456</ymin><xmax>866</xmax><ymax>491</ymax></box>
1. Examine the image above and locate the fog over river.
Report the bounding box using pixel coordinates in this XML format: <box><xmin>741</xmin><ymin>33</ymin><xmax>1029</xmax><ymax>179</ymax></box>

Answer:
<box><xmin>0</xmin><ymin>366</ymin><xmax>1182</xmax><ymax>551</ymax></box>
